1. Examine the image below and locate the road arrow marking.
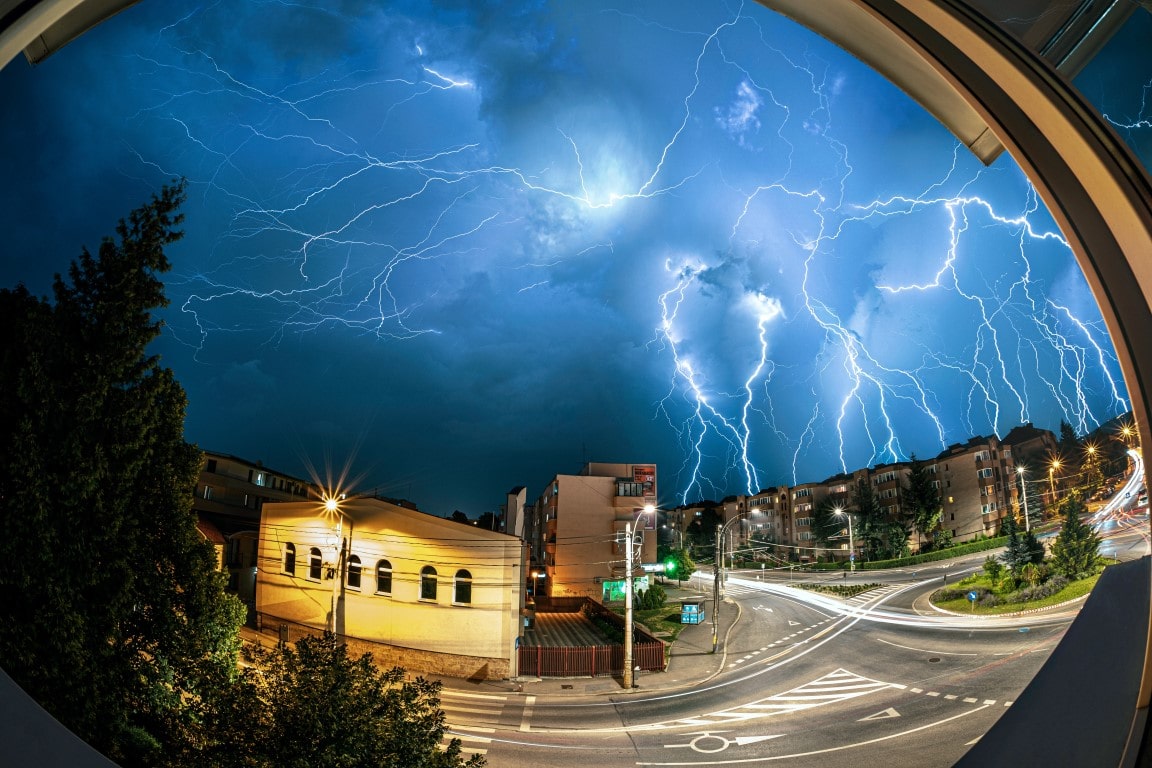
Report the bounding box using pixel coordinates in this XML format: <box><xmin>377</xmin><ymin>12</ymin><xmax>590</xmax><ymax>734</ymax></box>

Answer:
<box><xmin>859</xmin><ymin>707</ymin><xmax>901</xmax><ymax>721</ymax></box>
<box><xmin>734</xmin><ymin>735</ymin><xmax>783</xmax><ymax>746</ymax></box>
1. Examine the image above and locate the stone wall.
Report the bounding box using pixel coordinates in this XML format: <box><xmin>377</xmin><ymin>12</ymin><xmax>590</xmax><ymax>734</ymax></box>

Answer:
<box><xmin>251</xmin><ymin>614</ymin><xmax>511</xmax><ymax>680</ymax></box>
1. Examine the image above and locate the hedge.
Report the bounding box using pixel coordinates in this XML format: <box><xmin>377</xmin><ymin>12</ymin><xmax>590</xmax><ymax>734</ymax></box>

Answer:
<box><xmin>858</xmin><ymin>536</ymin><xmax>1008</xmax><ymax>570</ymax></box>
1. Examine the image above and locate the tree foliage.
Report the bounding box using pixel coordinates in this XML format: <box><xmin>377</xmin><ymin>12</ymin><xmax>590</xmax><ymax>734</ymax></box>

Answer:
<box><xmin>1050</xmin><ymin>491</ymin><xmax>1103</xmax><ymax>580</ymax></box>
<box><xmin>999</xmin><ymin>511</ymin><xmax>1030</xmax><ymax>578</ymax></box>
<box><xmin>0</xmin><ymin>181</ymin><xmax>248</xmax><ymax>765</ymax></box>
<box><xmin>903</xmin><ymin>455</ymin><xmax>943</xmax><ymax>549</ymax></box>
<box><xmin>810</xmin><ymin>496</ymin><xmax>843</xmax><ymax>549</ymax></box>
<box><xmin>852</xmin><ymin>479</ymin><xmax>907</xmax><ymax>561</ymax></box>
<box><xmin>214</xmin><ymin>633</ymin><xmax>485</xmax><ymax>768</ymax></box>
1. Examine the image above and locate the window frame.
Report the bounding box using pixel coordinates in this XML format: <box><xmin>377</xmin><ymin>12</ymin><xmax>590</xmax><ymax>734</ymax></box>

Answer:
<box><xmin>420</xmin><ymin>565</ymin><xmax>438</xmax><ymax>601</ymax></box>
<box><xmin>283</xmin><ymin>542</ymin><xmax>296</xmax><ymax>576</ymax></box>
<box><xmin>375</xmin><ymin>559</ymin><xmax>393</xmax><ymax>595</ymax></box>
<box><xmin>308</xmin><ymin>547</ymin><xmax>322</xmax><ymax>581</ymax></box>
<box><xmin>453</xmin><ymin>569</ymin><xmax>473</xmax><ymax>605</ymax></box>
<box><xmin>346</xmin><ymin>554</ymin><xmax>362</xmax><ymax>590</ymax></box>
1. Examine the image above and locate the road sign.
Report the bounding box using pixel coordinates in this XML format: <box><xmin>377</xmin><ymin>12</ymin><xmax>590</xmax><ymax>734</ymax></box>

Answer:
<box><xmin>641</xmin><ymin>562</ymin><xmax>665</xmax><ymax>573</ymax></box>
<box><xmin>968</xmin><ymin>590</ymin><xmax>978</xmax><ymax>601</ymax></box>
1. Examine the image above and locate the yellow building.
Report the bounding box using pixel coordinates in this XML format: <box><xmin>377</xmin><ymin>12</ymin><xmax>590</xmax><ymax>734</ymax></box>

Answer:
<box><xmin>256</xmin><ymin>497</ymin><xmax>525</xmax><ymax>680</ymax></box>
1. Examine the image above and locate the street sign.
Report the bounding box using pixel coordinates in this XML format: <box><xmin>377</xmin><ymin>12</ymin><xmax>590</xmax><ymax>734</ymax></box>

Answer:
<box><xmin>968</xmin><ymin>591</ymin><xmax>978</xmax><ymax>601</ymax></box>
<box><xmin>641</xmin><ymin>562</ymin><xmax>666</xmax><ymax>573</ymax></box>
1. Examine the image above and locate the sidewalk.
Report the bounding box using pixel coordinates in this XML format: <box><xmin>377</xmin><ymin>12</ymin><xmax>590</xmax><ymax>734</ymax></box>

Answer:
<box><xmin>431</xmin><ymin>585</ymin><xmax>743</xmax><ymax>697</ymax></box>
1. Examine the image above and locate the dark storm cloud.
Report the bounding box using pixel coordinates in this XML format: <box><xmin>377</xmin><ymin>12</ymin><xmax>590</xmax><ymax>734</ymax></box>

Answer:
<box><xmin>0</xmin><ymin>1</ymin><xmax>1144</xmax><ymax>514</ymax></box>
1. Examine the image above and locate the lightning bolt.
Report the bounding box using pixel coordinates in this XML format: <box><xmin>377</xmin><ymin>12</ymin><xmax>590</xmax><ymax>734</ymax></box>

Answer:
<box><xmin>120</xmin><ymin>1</ymin><xmax>1128</xmax><ymax>504</ymax></box>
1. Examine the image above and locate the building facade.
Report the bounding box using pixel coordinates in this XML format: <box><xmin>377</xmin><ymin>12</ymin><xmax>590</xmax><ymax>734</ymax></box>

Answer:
<box><xmin>256</xmin><ymin>497</ymin><xmax>525</xmax><ymax>680</ymax></box>
<box><xmin>533</xmin><ymin>462</ymin><xmax>659</xmax><ymax>602</ymax></box>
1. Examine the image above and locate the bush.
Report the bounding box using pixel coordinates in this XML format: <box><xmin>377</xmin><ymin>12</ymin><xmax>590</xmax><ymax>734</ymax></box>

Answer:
<box><xmin>1003</xmin><ymin>575</ymin><xmax>1069</xmax><ymax>604</ymax></box>
<box><xmin>634</xmin><ymin>583</ymin><xmax>667</xmax><ymax>611</ymax></box>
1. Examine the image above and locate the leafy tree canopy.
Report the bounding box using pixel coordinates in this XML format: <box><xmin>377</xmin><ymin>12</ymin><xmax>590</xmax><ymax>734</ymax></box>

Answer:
<box><xmin>1050</xmin><ymin>491</ymin><xmax>1103</xmax><ymax>580</ymax></box>
<box><xmin>0</xmin><ymin>181</ymin><xmax>246</xmax><ymax>765</ymax></box>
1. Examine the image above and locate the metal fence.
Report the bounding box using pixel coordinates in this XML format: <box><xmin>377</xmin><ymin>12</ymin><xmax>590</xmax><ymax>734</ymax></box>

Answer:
<box><xmin>517</xmin><ymin>640</ymin><xmax>666</xmax><ymax>678</ymax></box>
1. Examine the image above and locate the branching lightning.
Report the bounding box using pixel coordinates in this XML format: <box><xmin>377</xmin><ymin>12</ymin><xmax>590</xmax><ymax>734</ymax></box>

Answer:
<box><xmin>124</xmin><ymin>1</ymin><xmax>1129</xmax><ymax>506</ymax></box>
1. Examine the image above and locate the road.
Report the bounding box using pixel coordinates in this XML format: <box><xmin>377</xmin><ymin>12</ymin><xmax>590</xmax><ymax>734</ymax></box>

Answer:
<box><xmin>438</xmin><ymin>490</ymin><xmax>1148</xmax><ymax>766</ymax></box>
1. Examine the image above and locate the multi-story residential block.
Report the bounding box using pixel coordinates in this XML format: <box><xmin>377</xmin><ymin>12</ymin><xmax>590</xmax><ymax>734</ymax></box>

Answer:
<box><xmin>255</xmin><ymin>497</ymin><xmax>525</xmax><ymax>680</ymax></box>
<box><xmin>532</xmin><ymin>462</ymin><xmax>659</xmax><ymax>602</ymax></box>
<box><xmin>936</xmin><ymin>436</ymin><xmax>1018</xmax><ymax>541</ymax></box>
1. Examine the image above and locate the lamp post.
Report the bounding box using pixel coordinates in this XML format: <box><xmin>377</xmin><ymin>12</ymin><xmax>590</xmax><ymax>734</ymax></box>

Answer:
<box><xmin>322</xmin><ymin>495</ymin><xmax>350</xmax><ymax>638</ymax></box>
<box><xmin>711</xmin><ymin>513</ymin><xmax>745</xmax><ymax>653</ymax></box>
<box><xmin>835</xmin><ymin>507</ymin><xmax>855</xmax><ymax>572</ymax></box>
<box><xmin>1049</xmin><ymin>458</ymin><xmax>1062</xmax><ymax>508</ymax></box>
<box><xmin>623</xmin><ymin>504</ymin><xmax>655</xmax><ymax>689</ymax></box>
<box><xmin>1017</xmin><ymin>466</ymin><xmax>1031</xmax><ymax>533</ymax></box>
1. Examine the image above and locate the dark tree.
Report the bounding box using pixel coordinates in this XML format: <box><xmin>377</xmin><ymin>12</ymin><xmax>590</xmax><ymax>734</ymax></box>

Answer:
<box><xmin>999</xmin><ymin>511</ymin><xmax>1032</xmax><ymax>578</ymax></box>
<box><xmin>1050</xmin><ymin>491</ymin><xmax>1103</xmax><ymax>579</ymax></box>
<box><xmin>1058</xmin><ymin>420</ymin><xmax>1080</xmax><ymax>455</ymax></box>
<box><xmin>0</xmin><ymin>181</ymin><xmax>246</xmax><ymax>765</ymax></box>
<box><xmin>810</xmin><ymin>496</ymin><xmax>843</xmax><ymax>550</ymax></box>
<box><xmin>852</xmin><ymin>479</ymin><xmax>888</xmax><ymax>561</ymax></box>
<box><xmin>449</xmin><ymin>510</ymin><xmax>470</xmax><ymax>524</ymax></box>
<box><xmin>903</xmin><ymin>455</ymin><xmax>943</xmax><ymax>550</ymax></box>
<box><xmin>686</xmin><ymin>506</ymin><xmax>723</xmax><ymax>551</ymax></box>
<box><xmin>238</xmin><ymin>633</ymin><xmax>484</xmax><ymax>768</ymax></box>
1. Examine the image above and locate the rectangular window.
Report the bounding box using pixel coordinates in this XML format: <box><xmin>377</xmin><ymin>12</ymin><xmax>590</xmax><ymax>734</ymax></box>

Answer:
<box><xmin>202</xmin><ymin>485</ymin><xmax>213</xmax><ymax>500</ymax></box>
<box><xmin>978</xmin><ymin>467</ymin><xmax>994</xmax><ymax>479</ymax></box>
<box><xmin>616</xmin><ymin>481</ymin><xmax>644</xmax><ymax>497</ymax></box>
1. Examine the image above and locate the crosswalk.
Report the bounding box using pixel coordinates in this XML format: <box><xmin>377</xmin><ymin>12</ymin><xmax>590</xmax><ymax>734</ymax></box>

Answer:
<box><xmin>675</xmin><ymin>668</ymin><xmax>895</xmax><ymax>726</ymax></box>
<box><xmin>438</xmin><ymin>689</ymin><xmax>509</xmax><ymax>757</ymax></box>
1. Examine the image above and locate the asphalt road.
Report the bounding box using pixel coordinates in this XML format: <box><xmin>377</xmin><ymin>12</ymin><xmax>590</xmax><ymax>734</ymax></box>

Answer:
<box><xmin>444</xmin><ymin>522</ymin><xmax>1149</xmax><ymax>767</ymax></box>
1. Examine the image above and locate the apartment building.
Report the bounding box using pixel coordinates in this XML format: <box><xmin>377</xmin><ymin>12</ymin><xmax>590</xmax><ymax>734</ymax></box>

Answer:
<box><xmin>532</xmin><ymin>462</ymin><xmax>659</xmax><ymax>602</ymax></box>
<box><xmin>936</xmin><ymin>436</ymin><xmax>1019</xmax><ymax>541</ymax></box>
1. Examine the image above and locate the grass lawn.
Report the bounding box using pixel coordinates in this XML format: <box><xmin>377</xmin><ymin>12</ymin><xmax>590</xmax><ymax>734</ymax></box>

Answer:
<box><xmin>609</xmin><ymin>605</ymin><xmax>691</xmax><ymax>644</ymax></box>
<box><xmin>932</xmin><ymin>571</ymin><xmax>1103</xmax><ymax>615</ymax></box>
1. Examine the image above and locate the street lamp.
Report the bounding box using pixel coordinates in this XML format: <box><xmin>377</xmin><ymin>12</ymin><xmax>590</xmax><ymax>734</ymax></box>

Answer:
<box><xmin>1016</xmin><ymin>465</ymin><xmax>1031</xmax><ymax>533</ymax></box>
<box><xmin>1049</xmin><ymin>458</ymin><xmax>1062</xmax><ymax>507</ymax></box>
<box><xmin>623</xmin><ymin>504</ymin><xmax>655</xmax><ymax>689</ymax></box>
<box><xmin>711</xmin><ymin>513</ymin><xmax>745</xmax><ymax>653</ymax></box>
<box><xmin>835</xmin><ymin>507</ymin><xmax>855</xmax><ymax>572</ymax></box>
<box><xmin>321</xmin><ymin>494</ymin><xmax>350</xmax><ymax>638</ymax></box>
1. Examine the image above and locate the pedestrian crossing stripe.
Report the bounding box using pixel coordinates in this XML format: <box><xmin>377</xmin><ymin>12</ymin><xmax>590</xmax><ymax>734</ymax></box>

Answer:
<box><xmin>677</xmin><ymin>668</ymin><xmax>894</xmax><ymax>726</ymax></box>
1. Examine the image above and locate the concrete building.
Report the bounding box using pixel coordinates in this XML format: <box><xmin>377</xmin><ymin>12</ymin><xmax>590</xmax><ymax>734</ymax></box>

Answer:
<box><xmin>255</xmin><ymin>497</ymin><xmax>525</xmax><ymax>680</ymax></box>
<box><xmin>534</xmin><ymin>462</ymin><xmax>659</xmax><ymax>602</ymax></box>
<box><xmin>935</xmin><ymin>436</ymin><xmax>1019</xmax><ymax>542</ymax></box>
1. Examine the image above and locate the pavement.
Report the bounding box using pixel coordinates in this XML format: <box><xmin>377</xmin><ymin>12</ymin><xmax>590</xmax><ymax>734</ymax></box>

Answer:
<box><xmin>429</xmin><ymin>584</ymin><xmax>743</xmax><ymax>697</ymax></box>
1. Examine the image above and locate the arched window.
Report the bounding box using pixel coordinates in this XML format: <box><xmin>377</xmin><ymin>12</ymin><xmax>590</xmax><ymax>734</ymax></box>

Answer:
<box><xmin>454</xmin><ymin>569</ymin><xmax>472</xmax><ymax>605</ymax></box>
<box><xmin>283</xmin><ymin>543</ymin><xmax>296</xmax><ymax>575</ymax></box>
<box><xmin>420</xmin><ymin>565</ymin><xmax>437</xmax><ymax>601</ymax></box>
<box><xmin>308</xmin><ymin>547</ymin><xmax>322</xmax><ymax>581</ymax></box>
<box><xmin>375</xmin><ymin>559</ymin><xmax>392</xmax><ymax>594</ymax></box>
<box><xmin>346</xmin><ymin>554</ymin><xmax>362</xmax><ymax>589</ymax></box>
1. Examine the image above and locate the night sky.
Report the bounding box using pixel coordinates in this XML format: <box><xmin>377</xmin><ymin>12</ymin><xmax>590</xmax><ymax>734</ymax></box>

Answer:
<box><xmin>1</xmin><ymin>1</ymin><xmax>1148</xmax><ymax>517</ymax></box>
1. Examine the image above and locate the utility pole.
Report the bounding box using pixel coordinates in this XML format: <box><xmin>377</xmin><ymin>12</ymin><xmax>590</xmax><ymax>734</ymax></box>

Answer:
<box><xmin>623</xmin><ymin>521</ymin><xmax>636</xmax><ymax>688</ymax></box>
<box><xmin>711</xmin><ymin>526</ymin><xmax>721</xmax><ymax>653</ymax></box>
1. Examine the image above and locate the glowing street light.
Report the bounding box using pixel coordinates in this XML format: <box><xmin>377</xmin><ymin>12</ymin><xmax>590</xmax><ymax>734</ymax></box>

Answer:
<box><xmin>320</xmin><ymin>493</ymin><xmax>350</xmax><ymax>637</ymax></box>
<box><xmin>835</xmin><ymin>507</ymin><xmax>855</xmax><ymax>572</ymax></box>
<box><xmin>1049</xmin><ymin>458</ymin><xmax>1062</xmax><ymax>505</ymax></box>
